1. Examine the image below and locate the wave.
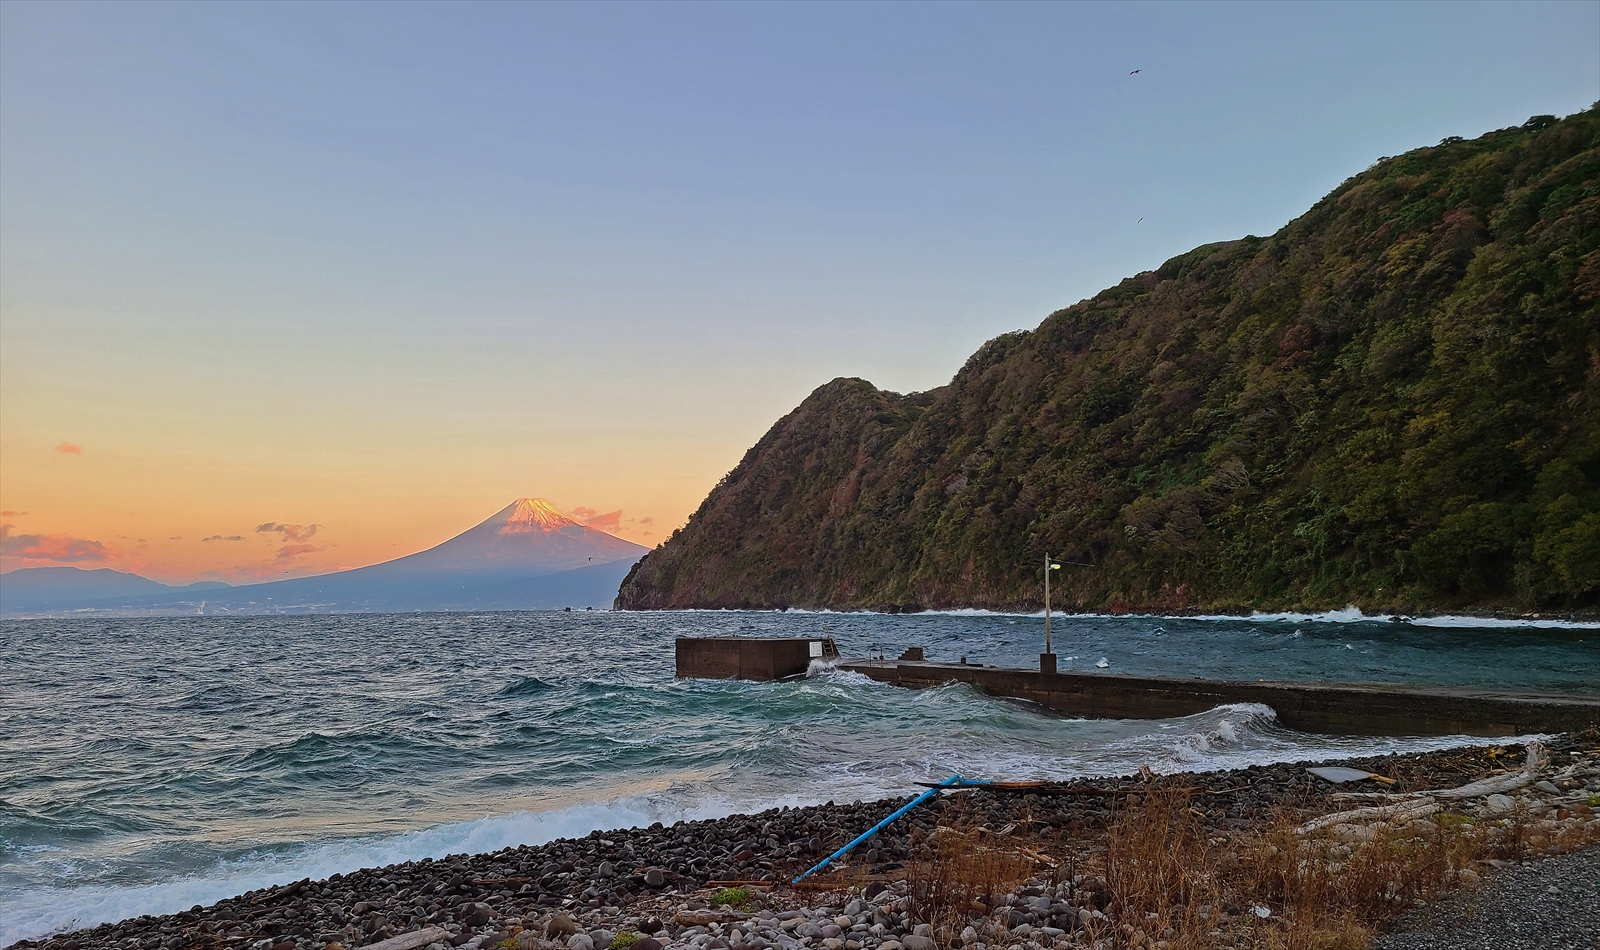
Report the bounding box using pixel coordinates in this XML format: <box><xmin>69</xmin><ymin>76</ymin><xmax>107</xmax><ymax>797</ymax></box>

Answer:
<box><xmin>637</xmin><ymin>605</ymin><xmax>1599</xmax><ymax>629</ymax></box>
<box><xmin>495</xmin><ymin>674</ymin><xmax>558</xmax><ymax>697</ymax></box>
<box><xmin>1182</xmin><ymin>606</ymin><xmax>1600</xmax><ymax>630</ymax></box>
<box><xmin>1404</xmin><ymin>614</ymin><xmax>1599</xmax><ymax>630</ymax></box>
<box><xmin>0</xmin><ymin>797</ymin><xmax>670</xmax><ymax>946</ymax></box>
<box><xmin>2</xmin><ymin>699</ymin><xmax>1540</xmax><ymax>946</ymax></box>
<box><xmin>6</xmin><ymin>611</ymin><xmax>1583</xmax><ymax>947</ymax></box>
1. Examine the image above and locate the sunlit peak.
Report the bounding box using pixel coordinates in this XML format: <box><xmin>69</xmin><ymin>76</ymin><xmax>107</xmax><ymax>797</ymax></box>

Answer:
<box><xmin>497</xmin><ymin>498</ymin><xmax>579</xmax><ymax>534</ymax></box>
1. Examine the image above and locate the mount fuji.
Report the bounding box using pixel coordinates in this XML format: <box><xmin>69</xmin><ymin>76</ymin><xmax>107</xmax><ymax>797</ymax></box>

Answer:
<box><xmin>0</xmin><ymin>499</ymin><xmax>649</xmax><ymax>616</ymax></box>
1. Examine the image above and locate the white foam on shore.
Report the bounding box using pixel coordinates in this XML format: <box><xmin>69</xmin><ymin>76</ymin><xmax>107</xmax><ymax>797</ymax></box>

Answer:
<box><xmin>1181</xmin><ymin>607</ymin><xmax>1598</xmax><ymax>629</ymax></box>
<box><xmin>1</xmin><ymin>800</ymin><xmax>660</xmax><ymax>946</ymax></box>
<box><xmin>664</xmin><ymin>606</ymin><xmax>1598</xmax><ymax>629</ymax></box>
<box><xmin>1</xmin><ymin>693</ymin><xmax>1551</xmax><ymax>946</ymax></box>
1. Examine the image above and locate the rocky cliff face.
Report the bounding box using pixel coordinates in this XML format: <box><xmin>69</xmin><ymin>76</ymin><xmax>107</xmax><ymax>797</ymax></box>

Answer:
<box><xmin>618</xmin><ymin>109</ymin><xmax>1600</xmax><ymax>614</ymax></box>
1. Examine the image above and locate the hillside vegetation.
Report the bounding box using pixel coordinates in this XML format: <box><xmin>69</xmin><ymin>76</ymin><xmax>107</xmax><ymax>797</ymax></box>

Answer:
<box><xmin>618</xmin><ymin>108</ymin><xmax>1600</xmax><ymax>614</ymax></box>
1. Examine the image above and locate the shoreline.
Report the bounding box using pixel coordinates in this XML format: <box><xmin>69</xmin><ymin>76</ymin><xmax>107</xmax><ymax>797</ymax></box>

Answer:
<box><xmin>5</xmin><ymin>606</ymin><xmax>1599</xmax><ymax>624</ymax></box>
<box><xmin>13</xmin><ymin>736</ymin><xmax>1598</xmax><ymax>950</ymax></box>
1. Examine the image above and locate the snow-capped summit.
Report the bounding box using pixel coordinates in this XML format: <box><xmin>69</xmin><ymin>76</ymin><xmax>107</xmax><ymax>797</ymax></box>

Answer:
<box><xmin>494</xmin><ymin>498</ymin><xmax>583</xmax><ymax>534</ymax></box>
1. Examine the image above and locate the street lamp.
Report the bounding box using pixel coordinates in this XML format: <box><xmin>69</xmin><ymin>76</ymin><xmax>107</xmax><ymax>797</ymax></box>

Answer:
<box><xmin>1042</xmin><ymin>554</ymin><xmax>1061</xmax><ymax>674</ymax></box>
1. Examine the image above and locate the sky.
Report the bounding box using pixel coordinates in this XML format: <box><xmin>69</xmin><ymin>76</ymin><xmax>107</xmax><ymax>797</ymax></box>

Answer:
<box><xmin>2</xmin><ymin>1</ymin><xmax>1597</xmax><ymax>584</ymax></box>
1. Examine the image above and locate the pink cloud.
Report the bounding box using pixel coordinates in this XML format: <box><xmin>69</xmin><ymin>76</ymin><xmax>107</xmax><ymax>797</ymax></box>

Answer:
<box><xmin>565</xmin><ymin>505</ymin><xmax>630</xmax><ymax>533</ymax></box>
<box><xmin>0</xmin><ymin>523</ymin><xmax>115</xmax><ymax>563</ymax></box>
<box><xmin>256</xmin><ymin>522</ymin><xmax>321</xmax><ymax>542</ymax></box>
<box><xmin>582</xmin><ymin>509</ymin><xmax>623</xmax><ymax>532</ymax></box>
<box><xmin>0</xmin><ymin>510</ymin><xmax>24</xmax><ymax>517</ymax></box>
<box><xmin>203</xmin><ymin>534</ymin><xmax>245</xmax><ymax>542</ymax></box>
<box><xmin>274</xmin><ymin>543</ymin><xmax>319</xmax><ymax>563</ymax></box>
<box><xmin>55</xmin><ymin>442</ymin><xmax>83</xmax><ymax>455</ymax></box>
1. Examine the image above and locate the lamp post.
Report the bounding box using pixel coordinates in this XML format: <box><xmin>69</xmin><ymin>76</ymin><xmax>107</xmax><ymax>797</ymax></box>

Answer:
<box><xmin>1041</xmin><ymin>554</ymin><xmax>1061</xmax><ymax>674</ymax></box>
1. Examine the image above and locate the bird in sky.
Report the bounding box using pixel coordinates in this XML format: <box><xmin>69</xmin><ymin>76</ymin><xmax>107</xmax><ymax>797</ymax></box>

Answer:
<box><xmin>1138</xmin><ymin>217</ymin><xmax>1144</xmax><ymax>223</ymax></box>
<box><xmin>1130</xmin><ymin>69</ymin><xmax>1141</xmax><ymax>74</ymax></box>
<box><xmin>587</xmin><ymin>556</ymin><xmax>594</xmax><ymax>562</ymax></box>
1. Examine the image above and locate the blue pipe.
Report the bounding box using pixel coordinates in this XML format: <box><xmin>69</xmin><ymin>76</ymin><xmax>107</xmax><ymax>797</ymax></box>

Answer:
<box><xmin>792</xmin><ymin>774</ymin><xmax>984</xmax><ymax>883</ymax></box>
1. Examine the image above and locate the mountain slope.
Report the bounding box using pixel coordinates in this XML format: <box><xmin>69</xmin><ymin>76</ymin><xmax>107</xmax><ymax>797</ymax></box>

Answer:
<box><xmin>331</xmin><ymin>498</ymin><xmax>645</xmax><ymax>577</ymax></box>
<box><xmin>0</xmin><ymin>567</ymin><xmax>228</xmax><ymax>614</ymax></box>
<box><xmin>617</xmin><ymin>108</ymin><xmax>1600</xmax><ymax>614</ymax></box>
<box><xmin>1</xmin><ymin>499</ymin><xmax>646</xmax><ymax>616</ymax></box>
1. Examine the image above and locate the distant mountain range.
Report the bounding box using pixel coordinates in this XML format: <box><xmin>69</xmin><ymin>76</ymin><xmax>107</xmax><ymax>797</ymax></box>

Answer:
<box><xmin>0</xmin><ymin>499</ymin><xmax>648</xmax><ymax>616</ymax></box>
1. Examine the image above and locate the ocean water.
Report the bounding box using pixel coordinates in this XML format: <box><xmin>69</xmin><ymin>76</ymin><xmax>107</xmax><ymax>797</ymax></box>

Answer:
<box><xmin>2</xmin><ymin>609</ymin><xmax>1596</xmax><ymax>945</ymax></box>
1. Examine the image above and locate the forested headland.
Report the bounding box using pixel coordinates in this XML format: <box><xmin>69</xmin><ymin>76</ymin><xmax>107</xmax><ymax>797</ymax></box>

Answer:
<box><xmin>619</xmin><ymin>108</ymin><xmax>1600</xmax><ymax>615</ymax></box>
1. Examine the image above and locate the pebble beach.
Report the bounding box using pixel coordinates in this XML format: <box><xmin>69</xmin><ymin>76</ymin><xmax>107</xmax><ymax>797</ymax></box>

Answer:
<box><xmin>14</xmin><ymin>736</ymin><xmax>1598</xmax><ymax>950</ymax></box>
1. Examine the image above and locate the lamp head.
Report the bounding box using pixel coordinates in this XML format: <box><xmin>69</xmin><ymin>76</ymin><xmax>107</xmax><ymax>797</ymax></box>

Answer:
<box><xmin>1050</xmin><ymin>563</ymin><xmax>1061</xmax><ymax>570</ymax></box>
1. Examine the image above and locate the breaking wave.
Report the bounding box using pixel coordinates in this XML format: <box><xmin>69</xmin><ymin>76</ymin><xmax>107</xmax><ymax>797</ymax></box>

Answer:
<box><xmin>2</xmin><ymin>610</ymin><xmax>1589</xmax><ymax>944</ymax></box>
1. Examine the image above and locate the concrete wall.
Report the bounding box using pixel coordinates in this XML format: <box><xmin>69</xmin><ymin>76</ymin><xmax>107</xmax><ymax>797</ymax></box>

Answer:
<box><xmin>839</xmin><ymin>660</ymin><xmax>1600</xmax><ymax>737</ymax></box>
<box><xmin>676</xmin><ymin>637</ymin><xmax>825</xmax><ymax>681</ymax></box>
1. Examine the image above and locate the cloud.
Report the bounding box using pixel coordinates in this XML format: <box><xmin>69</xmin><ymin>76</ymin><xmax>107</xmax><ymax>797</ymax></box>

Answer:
<box><xmin>255</xmin><ymin>522</ymin><xmax>320</xmax><ymax>542</ymax></box>
<box><xmin>582</xmin><ymin>509</ymin><xmax>623</xmax><ymax>532</ymax></box>
<box><xmin>639</xmin><ymin>517</ymin><xmax>654</xmax><ymax>526</ymax></box>
<box><xmin>202</xmin><ymin>534</ymin><xmax>245</xmax><ymax>542</ymax></box>
<box><xmin>169</xmin><ymin>535</ymin><xmax>183</xmax><ymax>541</ymax></box>
<box><xmin>55</xmin><ymin>442</ymin><xmax>83</xmax><ymax>455</ymax></box>
<box><xmin>0</xmin><ymin>510</ymin><xmax>25</xmax><ymax>517</ymax></box>
<box><xmin>0</xmin><ymin>523</ymin><xmax>115</xmax><ymax>563</ymax></box>
<box><xmin>274</xmin><ymin>543</ymin><xmax>320</xmax><ymax>563</ymax></box>
<box><xmin>566</xmin><ymin>505</ymin><xmax>636</xmax><ymax>533</ymax></box>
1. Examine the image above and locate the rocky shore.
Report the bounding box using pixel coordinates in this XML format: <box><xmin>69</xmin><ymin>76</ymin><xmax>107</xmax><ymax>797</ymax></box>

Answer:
<box><xmin>14</xmin><ymin>737</ymin><xmax>1599</xmax><ymax>950</ymax></box>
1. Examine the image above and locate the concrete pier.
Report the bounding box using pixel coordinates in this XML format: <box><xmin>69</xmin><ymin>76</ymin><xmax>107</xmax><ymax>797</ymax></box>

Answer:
<box><xmin>837</xmin><ymin>658</ymin><xmax>1600</xmax><ymax>737</ymax></box>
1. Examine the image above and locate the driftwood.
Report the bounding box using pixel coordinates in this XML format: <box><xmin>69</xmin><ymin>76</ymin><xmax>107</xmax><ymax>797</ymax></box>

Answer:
<box><xmin>363</xmin><ymin>927</ymin><xmax>451</xmax><ymax>950</ymax></box>
<box><xmin>1298</xmin><ymin>799</ymin><xmax>1439</xmax><ymax>835</ymax></box>
<box><xmin>1428</xmin><ymin>742</ymin><xmax>1548</xmax><ymax>800</ymax></box>
<box><xmin>1298</xmin><ymin>742</ymin><xmax>1547</xmax><ymax>836</ymax></box>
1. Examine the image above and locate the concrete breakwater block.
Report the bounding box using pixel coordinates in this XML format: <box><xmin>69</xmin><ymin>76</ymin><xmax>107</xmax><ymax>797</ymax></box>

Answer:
<box><xmin>676</xmin><ymin>637</ymin><xmax>838</xmax><ymax>681</ymax></box>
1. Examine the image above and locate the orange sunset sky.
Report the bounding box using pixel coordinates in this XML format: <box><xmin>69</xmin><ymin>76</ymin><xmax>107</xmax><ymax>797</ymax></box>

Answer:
<box><xmin>4</xmin><ymin>4</ymin><xmax>1595</xmax><ymax>585</ymax></box>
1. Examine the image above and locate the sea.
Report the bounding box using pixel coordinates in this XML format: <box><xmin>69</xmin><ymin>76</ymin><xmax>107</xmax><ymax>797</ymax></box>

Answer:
<box><xmin>3</xmin><ymin>608</ymin><xmax>1597</xmax><ymax>945</ymax></box>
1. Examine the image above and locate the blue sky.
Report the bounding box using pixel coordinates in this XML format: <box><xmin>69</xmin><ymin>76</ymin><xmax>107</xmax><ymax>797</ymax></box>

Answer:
<box><xmin>2</xmin><ymin>1</ymin><xmax>1597</xmax><ymax>580</ymax></box>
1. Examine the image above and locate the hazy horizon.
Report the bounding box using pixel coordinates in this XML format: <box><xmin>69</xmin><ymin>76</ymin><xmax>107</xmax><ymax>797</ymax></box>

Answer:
<box><xmin>3</xmin><ymin>1</ymin><xmax>1597</xmax><ymax>585</ymax></box>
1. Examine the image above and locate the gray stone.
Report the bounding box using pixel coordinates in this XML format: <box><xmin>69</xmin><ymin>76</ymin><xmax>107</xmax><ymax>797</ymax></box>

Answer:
<box><xmin>902</xmin><ymin>938</ymin><xmax>934</xmax><ymax>950</ymax></box>
<box><xmin>643</xmin><ymin>869</ymin><xmax>665</xmax><ymax>888</ymax></box>
<box><xmin>546</xmin><ymin>915</ymin><xmax>579</xmax><ymax>939</ymax></box>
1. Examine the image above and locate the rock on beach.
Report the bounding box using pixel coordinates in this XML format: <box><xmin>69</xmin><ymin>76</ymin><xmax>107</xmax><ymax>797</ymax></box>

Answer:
<box><xmin>9</xmin><ymin>740</ymin><xmax>1599</xmax><ymax>950</ymax></box>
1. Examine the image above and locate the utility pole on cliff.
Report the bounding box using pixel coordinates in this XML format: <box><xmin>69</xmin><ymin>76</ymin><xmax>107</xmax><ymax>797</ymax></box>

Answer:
<box><xmin>1042</xmin><ymin>554</ymin><xmax>1061</xmax><ymax>674</ymax></box>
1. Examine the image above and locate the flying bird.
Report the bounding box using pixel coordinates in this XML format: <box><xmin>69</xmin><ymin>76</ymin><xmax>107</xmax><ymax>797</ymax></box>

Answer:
<box><xmin>1130</xmin><ymin>69</ymin><xmax>1141</xmax><ymax>74</ymax></box>
<box><xmin>1138</xmin><ymin>217</ymin><xmax>1144</xmax><ymax>223</ymax></box>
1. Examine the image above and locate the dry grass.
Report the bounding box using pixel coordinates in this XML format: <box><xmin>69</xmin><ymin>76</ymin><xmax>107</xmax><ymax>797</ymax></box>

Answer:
<box><xmin>905</xmin><ymin>825</ymin><xmax>1039</xmax><ymax>944</ymax></box>
<box><xmin>897</xmin><ymin>782</ymin><xmax>1600</xmax><ymax>950</ymax></box>
<box><xmin>1090</xmin><ymin>783</ymin><xmax>1555</xmax><ymax>950</ymax></box>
